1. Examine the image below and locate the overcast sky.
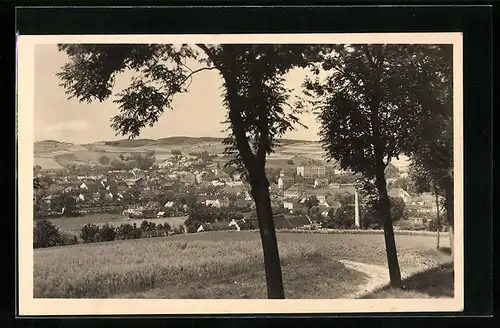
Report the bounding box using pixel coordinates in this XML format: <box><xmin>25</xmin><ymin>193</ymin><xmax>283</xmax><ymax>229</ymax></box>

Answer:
<box><xmin>34</xmin><ymin>44</ymin><xmax>320</xmax><ymax>144</ymax></box>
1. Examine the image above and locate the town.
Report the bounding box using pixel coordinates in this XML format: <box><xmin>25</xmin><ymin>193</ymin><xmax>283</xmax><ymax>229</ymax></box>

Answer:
<box><xmin>33</xmin><ymin>147</ymin><xmax>441</xmax><ymax>235</ymax></box>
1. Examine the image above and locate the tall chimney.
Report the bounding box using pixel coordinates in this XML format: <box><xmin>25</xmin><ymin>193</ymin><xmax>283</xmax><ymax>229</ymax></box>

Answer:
<box><xmin>354</xmin><ymin>189</ymin><xmax>360</xmax><ymax>228</ymax></box>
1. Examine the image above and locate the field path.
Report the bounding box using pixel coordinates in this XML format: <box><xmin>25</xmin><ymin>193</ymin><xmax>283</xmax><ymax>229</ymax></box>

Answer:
<box><xmin>337</xmin><ymin>260</ymin><xmax>389</xmax><ymax>298</ymax></box>
<box><xmin>338</xmin><ymin>258</ymin><xmax>454</xmax><ymax>299</ymax></box>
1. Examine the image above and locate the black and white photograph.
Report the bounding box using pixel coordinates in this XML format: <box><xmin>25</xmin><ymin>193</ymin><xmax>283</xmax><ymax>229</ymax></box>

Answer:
<box><xmin>17</xmin><ymin>33</ymin><xmax>463</xmax><ymax>315</ymax></box>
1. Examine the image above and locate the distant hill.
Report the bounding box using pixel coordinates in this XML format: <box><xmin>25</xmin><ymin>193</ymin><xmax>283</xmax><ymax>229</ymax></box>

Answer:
<box><xmin>93</xmin><ymin>136</ymin><xmax>313</xmax><ymax>148</ymax></box>
<box><xmin>35</xmin><ymin>140</ymin><xmax>74</xmax><ymax>147</ymax></box>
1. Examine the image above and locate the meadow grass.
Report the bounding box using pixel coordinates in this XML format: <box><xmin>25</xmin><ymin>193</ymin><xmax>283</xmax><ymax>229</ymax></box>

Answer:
<box><xmin>34</xmin><ymin>237</ymin><xmax>324</xmax><ymax>298</ymax></box>
<box><xmin>34</xmin><ymin>231</ymin><xmax>452</xmax><ymax>299</ymax></box>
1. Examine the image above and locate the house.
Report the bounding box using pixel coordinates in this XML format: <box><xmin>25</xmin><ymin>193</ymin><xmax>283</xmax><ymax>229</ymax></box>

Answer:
<box><xmin>77</xmin><ymin>194</ymin><xmax>85</xmax><ymax>202</ymax></box>
<box><xmin>104</xmin><ymin>192</ymin><xmax>113</xmax><ymax>201</ymax></box>
<box><xmin>43</xmin><ymin>194</ymin><xmax>56</xmax><ymax>204</ymax></box>
<box><xmin>206</xmin><ymin>199</ymin><xmax>221</xmax><ymax>208</ymax></box>
<box><xmin>283</xmin><ymin>202</ymin><xmax>294</xmax><ymax>211</ymax></box>
<box><xmin>334</xmin><ymin>168</ymin><xmax>352</xmax><ymax>176</ymax></box>
<box><xmin>234</xmin><ymin>199</ymin><xmax>252</xmax><ymax>209</ymax></box>
<box><xmin>164</xmin><ymin>201</ymin><xmax>175</xmax><ymax>208</ymax></box>
<box><xmin>225</xmin><ymin>181</ymin><xmax>244</xmax><ymax>187</ymax></box>
<box><xmin>176</xmin><ymin>172</ymin><xmax>194</xmax><ymax>185</ymax></box>
<box><xmin>244</xmin><ymin>191</ymin><xmax>252</xmax><ymax>201</ymax></box>
<box><xmin>134</xmin><ymin>178</ymin><xmax>147</xmax><ymax>188</ymax></box>
<box><xmin>314</xmin><ymin>178</ymin><xmax>329</xmax><ymax>188</ymax></box>
<box><xmin>410</xmin><ymin>216</ymin><xmax>429</xmax><ymax>225</ymax></box>
<box><xmin>211</xmin><ymin>179</ymin><xmax>226</xmax><ymax>187</ymax></box>
<box><xmin>156</xmin><ymin>211</ymin><xmax>166</xmax><ymax>218</ymax></box>
<box><xmin>92</xmin><ymin>192</ymin><xmax>101</xmax><ymax>201</ymax></box>
<box><xmin>388</xmin><ymin>188</ymin><xmax>412</xmax><ymax>204</ymax></box>
<box><xmin>318</xmin><ymin>205</ymin><xmax>331</xmax><ymax>217</ymax></box>
<box><xmin>284</xmin><ymin>184</ymin><xmax>305</xmax><ymax>199</ymax></box>
<box><xmin>131</xmin><ymin>168</ymin><xmax>147</xmax><ymax>179</ymax></box>
<box><xmin>79</xmin><ymin>182</ymin><xmax>88</xmax><ymax>190</ymax></box>
<box><xmin>267</xmin><ymin>213</ymin><xmax>311</xmax><ymax>230</ymax></box>
<box><xmin>221</xmin><ymin>185</ymin><xmax>246</xmax><ymax>197</ymax></box>
<box><xmin>297</xmin><ymin>165</ymin><xmax>326</xmax><ymax>178</ymax></box>
<box><xmin>329</xmin><ymin>182</ymin><xmax>340</xmax><ymax>189</ymax></box>
<box><xmin>277</xmin><ymin>175</ymin><xmax>295</xmax><ymax>190</ymax></box>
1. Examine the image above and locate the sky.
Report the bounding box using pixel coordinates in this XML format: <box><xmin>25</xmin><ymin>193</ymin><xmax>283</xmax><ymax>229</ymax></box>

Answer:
<box><xmin>34</xmin><ymin>44</ymin><xmax>320</xmax><ymax>144</ymax></box>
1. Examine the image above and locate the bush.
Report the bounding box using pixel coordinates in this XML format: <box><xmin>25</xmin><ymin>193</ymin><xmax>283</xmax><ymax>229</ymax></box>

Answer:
<box><xmin>116</xmin><ymin>223</ymin><xmax>142</xmax><ymax>240</ymax></box>
<box><xmin>206</xmin><ymin>221</ymin><xmax>234</xmax><ymax>231</ymax></box>
<box><xmin>239</xmin><ymin>220</ymin><xmax>256</xmax><ymax>230</ymax></box>
<box><xmin>97</xmin><ymin>224</ymin><xmax>117</xmax><ymax>242</ymax></box>
<box><xmin>34</xmin><ymin>218</ymin><xmax>62</xmax><ymax>248</ymax></box>
<box><xmin>154</xmin><ymin>223</ymin><xmax>171</xmax><ymax>236</ymax></box>
<box><xmin>184</xmin><ymin>217</ymin><xmax>202</xmax><ymax>233</ymax></box>
<box><xmin>60</xmin><ymin>233</ymin><xmax>79</xmax><ymax>246</ymax></box>
<box><xmin>80</xmin><ymin>223</ymin><xmax>100</xmax><ymax>243</ymax></box>
<box><xmin>395</xmin><ymin>220</ymin><xmax>428</xmax><ymax>231</ymax></box>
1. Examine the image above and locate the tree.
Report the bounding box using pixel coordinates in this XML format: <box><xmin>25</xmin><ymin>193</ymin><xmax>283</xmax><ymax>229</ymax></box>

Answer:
<box><xmin>404</xmin><ymin>45</ymin><xmax>454</xmax><ymax>254</ymax></box>
<box><xmin>110</xmin><ymin>158</ymin><xmax>126</xmax><ymax>170</ymax></box>
<box><xmin>132</xmin><ymin>152</ymin><xmax>155</xmax><ymax>170</ymax></box>
<box><xmin>305</xmin><ymin>196</ymin><xmax>319</xmax><ymax>209</ymax></box>
<box><xmin>57</xmin><ymin>44</ymin><xmax>318</xmax><ymax>298</ymax></box>
<box><xmin>34</xmin><ymin>218</ymin><xmax>62</xmax><ymax>248</ymax></box>
<box><xmin>304</xmin><ymin>45</ymin><xmax>438</xmax><ymax>287</ymax></box>
<box><xmin>336</xmin><ymin>192</ymin><xmax>354</xmax><ymax>207</ymax></box>
<box><xmin>171</xmin><ymin>149</ymin><xmax>182</xmax><ymax>156</ymax></box>
<box><xmin>390</xmin><ymin>177</ymin><xmax>411</xmax><ymax>193</ymax></box>
<box><xmin>53</xmin><ymin>194</ymin><xmax>78</xmax><ymax>216</ymax></box>
<box><xmin>389</xmin><ymin>196</ymin><xmax>407</xmax><ymax>222</ymax></box>
<box><xmin>335</xmin><ymin>205</ymin><xmax>355</xmax><ymax>228</ymax></box>
<box><xmin>99</xmin><ymin>155</ymin><xmax>110</xmax><ymax>165</ymax></box>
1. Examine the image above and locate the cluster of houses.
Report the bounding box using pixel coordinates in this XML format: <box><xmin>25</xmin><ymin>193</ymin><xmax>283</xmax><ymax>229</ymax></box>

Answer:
<box><xmin>35</xmin><ymin>152</ymin><xmax>437</xmax><ymax>227</ymax></box>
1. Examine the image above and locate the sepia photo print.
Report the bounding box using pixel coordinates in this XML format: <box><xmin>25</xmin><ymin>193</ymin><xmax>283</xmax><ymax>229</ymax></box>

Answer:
<box><xmin>17</xmin><ymin>33</ymin><xmax>464</xmax><ymax>315</ymax></box>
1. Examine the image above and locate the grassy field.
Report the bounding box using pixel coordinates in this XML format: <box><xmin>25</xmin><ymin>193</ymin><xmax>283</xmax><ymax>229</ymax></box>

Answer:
<box><xmin>34</xmin><ymin>138</ymin><xmax>324</xmax><ymax>170</ymax></box>
<box><xmin>33</xmin><ymin>231</ymin><xmax>451</xmax><ymax>299</ymax></box>
<box><xmin>48</xmin><ymin>214</ymin><xmax>187</xmax><ymax>236</ymax></box>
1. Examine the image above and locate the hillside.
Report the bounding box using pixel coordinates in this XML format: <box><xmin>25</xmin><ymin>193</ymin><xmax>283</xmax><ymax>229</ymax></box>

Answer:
<box><xmin>34</xmin><ymin>136</ymin><xmax>410</xmax><ymax>171</ymax></box>
<box><xmin>94</xmin><ymin>136</ymin><xmax>313</xmax><ymax>148</ymax></box>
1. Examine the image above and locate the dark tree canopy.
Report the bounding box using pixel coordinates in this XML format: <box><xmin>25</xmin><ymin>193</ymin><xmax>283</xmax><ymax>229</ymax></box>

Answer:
<box><xmin>304</xmin><ymin>44</ymin><xmax>443</xmax><ymax>178</ymax></box>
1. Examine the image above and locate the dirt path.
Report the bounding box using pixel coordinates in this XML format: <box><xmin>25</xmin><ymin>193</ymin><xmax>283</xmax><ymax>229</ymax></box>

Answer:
<box><xmin>338</xmin><ymin>259</ymin><xmax>453</xmax><ymax>299</ymax></box>
<box><xmin>338</xmin><ymin>259</ymin><xmax>389</xmax><ymax>298</ymax></box>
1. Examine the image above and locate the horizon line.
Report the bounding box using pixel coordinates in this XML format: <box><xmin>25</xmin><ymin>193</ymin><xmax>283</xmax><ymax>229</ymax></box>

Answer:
<box><xmin>34</xmin><ymin>135</ymin><xmax>321</xmax><ymax>145</ymax></box>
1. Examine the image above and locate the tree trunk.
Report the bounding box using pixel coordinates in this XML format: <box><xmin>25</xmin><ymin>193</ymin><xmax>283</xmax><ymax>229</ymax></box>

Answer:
<box><xmin>251</xmin><ymin>176</ymin><xmax>285</xmax><ymax>299</ymax></box>
<box><xmin>375</xmin><ymin>168</ymin><xmax>403</xmax><ymax>287</ymax></box>
<box><xmin>444</xmin><ymin>183</ymin><xmax>454</xmax><ymax>256</ymax></box>
<box><xmin>434</xmin><ymin>186</ymin><xmax>441</xmax><ymax>250</ymax></box>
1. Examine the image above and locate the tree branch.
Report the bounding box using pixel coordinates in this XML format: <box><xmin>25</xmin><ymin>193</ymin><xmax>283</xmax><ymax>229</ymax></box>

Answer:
<box><xmin>196</xmin><ymin>44</ymin><xmax>220</xmax><ymax>68</ymax></box>
<box><xmin>179</xmin><ymin>67</ymin><xmax>218</xmax><ymax>87</ymax></box>
<box><xmin>363</xmin><ymin>45</ymin><xmax>377</xmax><ymax>69</ymax></box>
<box><xmin>220</xmin><ymin>45</ymin><xmax>257</xmax><ymax>173</ymax></box>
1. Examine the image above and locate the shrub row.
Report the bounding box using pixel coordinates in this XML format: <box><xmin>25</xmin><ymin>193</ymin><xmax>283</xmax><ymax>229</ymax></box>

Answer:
<box><xmin>79</xmin><ymin>221</ymin><xmax>176</xmax><ymax>243</ymax></box>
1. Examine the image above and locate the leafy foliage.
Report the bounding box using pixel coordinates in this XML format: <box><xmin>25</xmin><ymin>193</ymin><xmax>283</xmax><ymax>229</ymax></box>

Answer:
<box><xmin>34</xmin><ymin>218</ymin><xmax>63</xmax><ymax>248</ymax></box>
<box><xmin>304</xmin><ymin>45</ymin><xmax>432</xmax><ymax>178</ymax></box>
<box><xmin>80</xmin><ymin>223</ymin><xmax>100</xmax><ymax>243</ymax></box>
